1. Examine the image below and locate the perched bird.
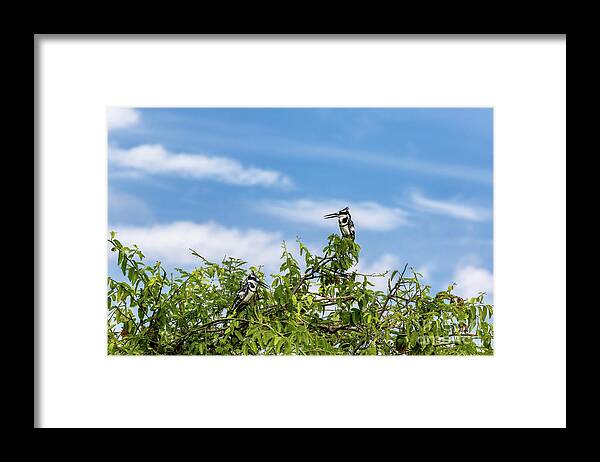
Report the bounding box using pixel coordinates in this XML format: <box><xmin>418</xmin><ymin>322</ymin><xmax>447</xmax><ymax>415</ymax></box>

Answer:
<box><xmin>230</xmin><ymin>271</ymin><xmax>268</xmax><ymax>314</ymax></box>
<box><xmin>324</xmin><ymin>206</ymin><xmax>355</xmax><ymax>240</ymax></box>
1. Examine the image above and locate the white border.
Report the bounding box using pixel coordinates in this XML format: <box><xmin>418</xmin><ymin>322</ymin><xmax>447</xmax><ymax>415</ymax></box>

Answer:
<box><xmin>37</xmin><ymin>36</ymin><xmax>566</xmax><ymax>428</ymax></box>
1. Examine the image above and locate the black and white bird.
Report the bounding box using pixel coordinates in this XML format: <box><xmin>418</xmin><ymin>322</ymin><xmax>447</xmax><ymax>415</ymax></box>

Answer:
<box><xmin>324</xmin><ymin>206</ymin><xmax>355</xmax><ymax>240</ymax></box>
<box><xmin>230</xmin><ymin>271</ymin><xmax>268</xmax><ymax>314</ymax></box>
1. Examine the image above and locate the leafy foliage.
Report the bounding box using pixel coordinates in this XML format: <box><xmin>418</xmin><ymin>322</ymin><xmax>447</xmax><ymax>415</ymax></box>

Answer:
<box><xmin>107</xmin><ymin>230</ymin><xmax>494</xmax><ymax>355</ymax></box>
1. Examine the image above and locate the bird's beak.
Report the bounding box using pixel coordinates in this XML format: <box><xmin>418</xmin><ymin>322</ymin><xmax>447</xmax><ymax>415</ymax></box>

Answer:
<box><xmin>258</xmin><ymin>280</ymin><xmax>269</xmax><ymax>288</ymax></box>
<box><xmin>323</xmin><ymin>212</ymin><xmax>338</xmax><ymax>219</ymax></box>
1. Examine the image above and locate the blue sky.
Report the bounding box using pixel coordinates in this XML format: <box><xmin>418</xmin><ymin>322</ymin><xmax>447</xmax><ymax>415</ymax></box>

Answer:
<box><xmin>108</xmin><ymin>108</ymin><xmax>493</xmax><ymax>301</ymax></box>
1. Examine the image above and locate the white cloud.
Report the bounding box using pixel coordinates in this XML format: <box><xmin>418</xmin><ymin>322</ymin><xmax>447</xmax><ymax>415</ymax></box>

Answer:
<box><xmin>107</xmin><ymin>107</ymin><xmax>141</xmax><ymax>130</ymax></box>
<box><xmin>259</xmin><ymin>199</ymin><xmax>407</xmax><ymax>231</ymax></box>
<box><xmin>109</xmin><ymin>144</ymin><xmax>292</xmax><ymax>188</ymax></box>
<box><xmin>109</xmin><ymin>221</ymin><xmax>285</xmax><ymax>272</ymax></box>
<box><xmin>355</xmin><ymin>253</ymin><xmax>401</xmax><ymax>291</ymax></box>
<box><xmin>452</xmin><ymin>265</ymin><xmax>493</xmax><ymax>299</ymax></box>
<box><xmin>411</xmin><ymin>192</ymin><xmax>490</xmax><ymax>222</ymax></box>
<box><xmin>414</xmin><ymin>265</ymin><xmax>431</xmax><ymax>280</ymax></box>
<box><xmin>358</xmin><ymin>253</ymin><xmax>400</xmax><ymax>275</ymax></box>
<box><xmin>354</xmin><ymin>255</ymin><xmax>432</xmax><ymax>292</ymax></box>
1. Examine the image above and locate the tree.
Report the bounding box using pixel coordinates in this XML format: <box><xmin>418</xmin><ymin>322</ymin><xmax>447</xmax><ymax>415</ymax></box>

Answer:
<box><xmin>107</xmin><ymin>231</ymin><xmax>494</xmax><ymax>355</ymax></box>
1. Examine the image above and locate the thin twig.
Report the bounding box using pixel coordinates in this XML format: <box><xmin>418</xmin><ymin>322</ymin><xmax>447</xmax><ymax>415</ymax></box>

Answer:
<box><xmin>380</xmin><ymin>263</ymin><xmax>408</xmax><ymax>313</ymax></box>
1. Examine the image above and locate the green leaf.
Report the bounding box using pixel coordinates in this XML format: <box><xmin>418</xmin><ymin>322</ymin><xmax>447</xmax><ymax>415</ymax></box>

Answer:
<box><xmin>107</xmin><ymin>235</ymin><xmax>493</xmax><ymax>356</ymax></box>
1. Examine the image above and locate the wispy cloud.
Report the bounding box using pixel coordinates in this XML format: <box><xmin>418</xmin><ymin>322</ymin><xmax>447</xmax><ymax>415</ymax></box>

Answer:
<box><xmin>109</xmin><ymin>144</ymin><xmax>293</xmax><ymax>188</ymax></box>
<box><xmin>107</xmin><ymin>107</ymin><xmax>141</xmax><ymax>130</ymax></box>
<box><xmin>108</xmin><ymin>189</ymin><xmax>154</xmax><ymax>225</ymax></box>
<box><xmin>259</xmin><ymin>199</ymin><xmax>408</xmax><ymax>231</ymax></box>
<box><xmin>109</xmin><ymin>221</ymin><xmax>286</xmax><ymax>272</ymax></box>
<box><xmin>162</xmin><ymin>116</ymin><xmax>491</xmax><ymax>184</ymax></box>
<box><xmin>410</xmin><ymin>192</ymin><xmax>491</xmax><ymax>222</ymax></box>
<box><xmin>298</xmin><ymin>145</ymin><xmax>491</xmax><ymax>184</ymax></box>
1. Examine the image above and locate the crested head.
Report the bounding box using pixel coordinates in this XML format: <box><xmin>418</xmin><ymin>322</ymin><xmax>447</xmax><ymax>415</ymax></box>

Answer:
<box><xmin>247</xmin><ymin>270</ymin><xmax>268</xmax><ymax>288</ymax></box>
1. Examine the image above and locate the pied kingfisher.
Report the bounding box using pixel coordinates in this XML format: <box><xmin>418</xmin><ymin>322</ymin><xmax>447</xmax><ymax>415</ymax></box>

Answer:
<box><xmin>230</xmin><ymin>271</ymin><xmax>267</xmax><ymax>314</ymax></box>
<box><xmin>324</xmin><ymin>206</ymin><xmax>355</xmax><ymax>240</ymax></box>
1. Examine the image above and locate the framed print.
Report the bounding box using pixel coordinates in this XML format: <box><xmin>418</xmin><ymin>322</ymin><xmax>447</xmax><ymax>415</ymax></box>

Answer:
<box><xmin>35</xmin><ymin>35</ymin><xmax>566</xmax><ymax>428</ymax></box>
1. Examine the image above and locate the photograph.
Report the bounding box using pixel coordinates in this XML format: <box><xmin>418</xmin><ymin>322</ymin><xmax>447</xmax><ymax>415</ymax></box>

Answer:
<box><xmin>36</xmin><ymin>35</ymin><xmax>566</xmax><ymax>428</ymax></box>
<box><xmin>107</xmin><ymin>107</ymin><xmax>494</xmax><ymax>355</ymax></box>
